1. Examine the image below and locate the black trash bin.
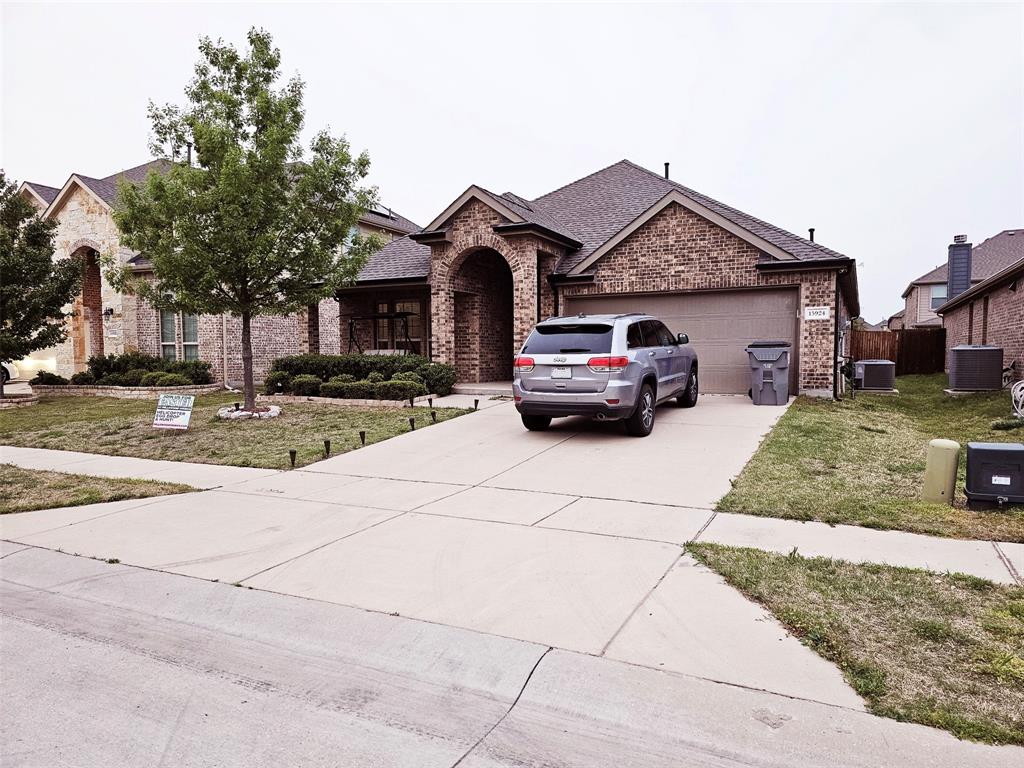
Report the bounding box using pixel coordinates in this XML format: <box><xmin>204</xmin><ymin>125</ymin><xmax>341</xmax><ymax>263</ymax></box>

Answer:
<box><xmin>745</xmin><ymin>341</ymin><xmax>791</xmax><ymax>406</ymax></box>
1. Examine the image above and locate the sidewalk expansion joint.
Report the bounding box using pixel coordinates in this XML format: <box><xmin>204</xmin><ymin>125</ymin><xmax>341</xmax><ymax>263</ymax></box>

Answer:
<box><xmin>449</xmin><ymin>646</ymin><xmax>552</xmax><ymax>768</ymax></box>
<box><xmin>992</xmin><ymin>542</ymin><xmax>1022</xmax><ymax>585</ymax></box>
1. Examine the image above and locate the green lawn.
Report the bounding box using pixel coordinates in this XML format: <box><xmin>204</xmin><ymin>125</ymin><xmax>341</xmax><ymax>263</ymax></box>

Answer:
<box><xmin>0</xmin><ymin>393</ymin><xmax>469</xmax><ymax>469</ymax></box>
<box><xmin>718</xmin><ymin>375</ymin><xmax>1024</xmax><ymax>542</ymax></box>
<box><xmin>690</xmin><ymin>543</ymin><xmax>1024</xmax><ymax>745</ymax></box>
<box><xmin>0</xmin><ymin>464</ymin><xmax>192</xmax><ymax>514</ymax></box>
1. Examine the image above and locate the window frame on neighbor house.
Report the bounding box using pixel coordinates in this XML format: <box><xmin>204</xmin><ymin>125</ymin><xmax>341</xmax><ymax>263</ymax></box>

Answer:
<box><xmin>373</xmin><ymin>298</ymin><xmax>424</xmax><ymax>354</ymax></box>
<box><xmin>930</xmin><ymin>283</ymin><xmax>948</xmax><ymax>310</ymax></box>
<box><xmin>159</xmin><ymin>309</ymin><xmax>200</xmax><ymax>361</ymax></box>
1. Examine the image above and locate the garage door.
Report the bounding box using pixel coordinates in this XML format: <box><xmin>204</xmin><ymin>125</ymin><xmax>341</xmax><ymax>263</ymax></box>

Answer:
<box><xmin>564</xmin><ymin>289</ymin><xmax>799</xmax><ymax>394</ymax></box>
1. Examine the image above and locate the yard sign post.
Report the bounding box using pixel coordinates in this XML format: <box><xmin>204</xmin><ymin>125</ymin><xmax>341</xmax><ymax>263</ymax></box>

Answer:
<box><xmin>153</xmin><ymin>394</ymin><xmax>195</xmax><ymax>430</ymax></box>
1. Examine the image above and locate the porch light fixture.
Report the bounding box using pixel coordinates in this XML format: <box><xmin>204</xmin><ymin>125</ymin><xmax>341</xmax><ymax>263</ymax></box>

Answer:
<box><xmin>102</xmin><ymin>307</ymin><xmax>114</xmax><ymax>319</ymax></box>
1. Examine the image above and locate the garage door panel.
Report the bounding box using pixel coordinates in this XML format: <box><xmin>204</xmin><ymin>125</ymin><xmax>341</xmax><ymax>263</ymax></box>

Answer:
<box><xmin>564</xmin><ymin>290</ymin><xmax>798</xmax><ymax>394</ymax></box>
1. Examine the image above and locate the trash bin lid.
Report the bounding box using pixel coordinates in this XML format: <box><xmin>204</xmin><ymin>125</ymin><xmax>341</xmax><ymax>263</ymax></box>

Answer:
<box><xmin>747</xmin><ymin>340</ymin><xmax>791</xmax><ymax>348</ymax></box>
<box><xmin>747</xmin><ymin>347</ymin><xmax>789</xmax><ymax>362</ymax></box>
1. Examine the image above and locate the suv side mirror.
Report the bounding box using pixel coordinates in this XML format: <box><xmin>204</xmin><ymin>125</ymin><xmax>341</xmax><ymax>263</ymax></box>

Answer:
<box><xmin>677</xmin><ymin>333</ymin><xmax>690</xmax><ymax>345</ymax></box>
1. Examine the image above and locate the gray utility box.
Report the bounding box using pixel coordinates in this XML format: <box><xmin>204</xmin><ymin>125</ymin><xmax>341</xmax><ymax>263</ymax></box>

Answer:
<box><xmin>854</xmin><ymin>359</ymin><xmax>896</xmax><ymax>390</ymax></box>
<box><xmin>949</xmin><ymin>345</ymin><xmax>1003</xmax><ymax>391</ymax></box>
<box><xmin>965</xmin><ymin>442</ymin><xmax>1024</xmax><ymax>509</ymax></box>
<box><xmin>745</xmin><ymin>341</ymin><xmax>791</xmax><ymax>406</ymax></box>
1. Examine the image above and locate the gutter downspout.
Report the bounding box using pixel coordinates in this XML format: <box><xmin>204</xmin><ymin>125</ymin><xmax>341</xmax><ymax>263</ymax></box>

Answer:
<box><xmin>222</xmin><ymin>315</ymin><xmax>229</xmax><ymax>387</ymax></box>
<box><xmin>833</xmin><ymin>268</ymin><xmax>845</xmax><ymax>401</ymax></box>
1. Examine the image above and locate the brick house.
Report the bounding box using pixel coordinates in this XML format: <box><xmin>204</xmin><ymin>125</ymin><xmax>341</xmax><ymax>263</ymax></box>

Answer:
<box><xmin>342</xmin><ymin>160</ymin><xmax>860</xmax><ymax>397</ymax></box>
<box><xmin>18</xmin><ymin>161</ymin><xmax>418</xmax><ymax>382</ymax></box>
<box><xmin>936</xmin><ymin>252</ymin><xmax>1024</xmax><ymax>383</ymax></box>
<box><xmin>899</xmin><ymin>230</ymin><xmax>1024</xmax><ymax>328</ymax></box>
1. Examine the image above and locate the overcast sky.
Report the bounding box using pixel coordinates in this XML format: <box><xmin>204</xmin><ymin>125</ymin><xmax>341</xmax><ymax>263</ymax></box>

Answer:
<box><xmin>3</xmin><ymin>2</ymin><xmax>1021</xmax><ymax>320</ymax></box>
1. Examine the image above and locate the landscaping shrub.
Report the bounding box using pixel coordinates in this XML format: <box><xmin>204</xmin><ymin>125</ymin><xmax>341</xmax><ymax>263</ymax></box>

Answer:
<box><xmin>291</xmin><ymin>374</ymin><xmax>322</xmax><ymax>396</ymax></box>
<box><xmin>166</xmin><ymin>360</ymin><xmax>214</xmax><ymax>384</ymax></box>
<box><xmin>271</xmin><ymin>353</ymin><xmax>431</xmax><ymax>382</ymax></box>
<box><xmin>87</xmin><ymin>351</ymin><xmax>164</xmax><ymax>380</ymax></box>
<box><xmin>69</xmin><ymin>371</ymin><xmax>95</xmax><ymax>385</ymax></box>
<box><xmin>155</xmin><ymin>373</ymin><xmax>192</xmax><ymax>387</ymax></box>
<box><xmin>339</xmin><ymin>381</ymin><xmax>376</xmax><ymax>399</ymax></box>
<box><xmin>30</xmin><ymin>371</ymin><xmax>69</xmax><ymax>385</ymax></box>
<box><xmin>374</xmin><ymin>380</ymin><xmax>426</xmax><ymax>401</ymax></box>
<box><xmin>122</xmin><ymin>368</ymin><xmax>149</xmax><ymax>386</ymax></box>
<box><xmin>332</xmin><ymin>373</ymin><xmax>356</xmax><ymax>383</ymax></box>
<box><xmin>97</xmin><ymin>373</ymin><xmax>128</xmax><ymax>386</ymax></box>
<box><xmin>391</xmin><ymin>371</ymin><xmax>424</xmax><ymax>386</ymax></box>
<box><xmin>140</xmin><ymin>371</ymin><xmax>166</xmax><ymax>387</ymax></box>
<box><xmin>416</xmin><ymin>363</ymin><xmax>457</xmax><ymax>396</ymax></box>
<box><xmin>264</xmin><ymin>370</ymin><xmax>292</xmax><ymax>394</ymax></box>
<box><xmin>366</xmin><ymin>371</ymin><xmax>386</xmax><ymax>383</ymax></box>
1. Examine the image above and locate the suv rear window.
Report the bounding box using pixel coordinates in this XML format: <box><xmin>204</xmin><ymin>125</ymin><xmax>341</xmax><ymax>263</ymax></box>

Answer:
<box><xmin>522</xmin><ymin>324</ymin><xmax>614</xmax><ymax>354</ymax></box>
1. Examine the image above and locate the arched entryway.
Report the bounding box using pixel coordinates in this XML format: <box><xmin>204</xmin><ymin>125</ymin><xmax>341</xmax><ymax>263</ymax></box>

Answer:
<box><xmin>450</xmin><ymin>248</ymin><xmax>514</xmax><ymax>383</ymax></box>
<box><xmin>71</xmin><ymin>247</ymin><xmax>104</xmax><ymax>369</ymax></box>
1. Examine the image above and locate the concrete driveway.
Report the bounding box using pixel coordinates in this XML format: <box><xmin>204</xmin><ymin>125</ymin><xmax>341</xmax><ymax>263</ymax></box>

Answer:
<box><xmin>2</xmin><ymin>396</ymin><xmax>858</xmax><ymax>706</ymax></box>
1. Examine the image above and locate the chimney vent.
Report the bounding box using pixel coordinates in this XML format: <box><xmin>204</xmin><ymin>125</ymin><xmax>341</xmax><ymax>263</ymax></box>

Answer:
<box><xmin>664</xmin><ymin>162</ymin><xmax>670</xmax><ymax>180</ymax></box>
<box><xmin>947</xmin><ymin>236</ymin><xmax>973</xmax><ymax>301</ymax></box>
<box><xmin>808</xmin><ymin>227</ymin><xmax>815</xmax><ymax>242</ymax></box>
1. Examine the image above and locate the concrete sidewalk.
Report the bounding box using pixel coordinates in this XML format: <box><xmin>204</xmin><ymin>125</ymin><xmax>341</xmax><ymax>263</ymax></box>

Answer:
<box><xmin>2</xmin><ymin>547</ymin><xmax>1019</xmax><ymax>768</ymax></box>
<box><xmin>0</xmin><ymin>445</ymin><xmax>278</xmax><ymax>488</ymax></box>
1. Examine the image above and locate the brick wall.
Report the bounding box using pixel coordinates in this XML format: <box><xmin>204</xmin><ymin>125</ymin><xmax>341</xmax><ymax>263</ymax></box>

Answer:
<box><xmin>942</xmin><ymin>278</ymin><xmax>1024</xmax><ymax>380</ymax></box>
<box><xmin>557</xmin><ymin>202</ymin><xmax>844</xmax><ymax>394</ymax></box>
<box><xmin>449</xmin><ymin>250</ymin><xmax>514</xmax><ymax>381</ymax></box>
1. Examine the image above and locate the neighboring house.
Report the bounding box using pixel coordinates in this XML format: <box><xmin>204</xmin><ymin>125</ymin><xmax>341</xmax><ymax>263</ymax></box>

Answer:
<box><xmin>17</xmin><ymin>161</ymin><xmax>417</xmax><ymax>382</ymax></box>
<box><xmin>340</xmin><ymin>160</ymin><xmax>860</xmax><ymax>397</ymax></box>
<box><xmin>886</xmin><ymin>309</ymin><xmax>905</xmax><ymax>331</ymax></box>
<box><xmin>936</xmin><ymin>254</ymin><xmax>1024</xmax><ymax>382</ymax></box>
<box><xmin>900</xmin><ymin>230</ymin><xmax>1024</xmax><ymax>328</ymax></box>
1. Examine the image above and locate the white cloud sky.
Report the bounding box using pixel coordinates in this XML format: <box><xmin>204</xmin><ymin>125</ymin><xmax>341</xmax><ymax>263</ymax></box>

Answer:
<box><xmin>2</xmin><ymin>1</ymin><xmax>1021</xmax><ymax>320</ymax></box>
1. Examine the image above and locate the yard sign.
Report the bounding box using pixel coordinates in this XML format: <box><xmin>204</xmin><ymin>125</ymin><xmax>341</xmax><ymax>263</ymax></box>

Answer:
<box><xmin>153</xmin><ymin>394</ymin><xmax>195</xmax><ymax>430</ymax></box>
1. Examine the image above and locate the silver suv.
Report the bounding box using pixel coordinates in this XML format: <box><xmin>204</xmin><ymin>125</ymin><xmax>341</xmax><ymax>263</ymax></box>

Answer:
<box><xmin>513</xmin><ymin>313</ymin><xmax>698</xmax><ymax>437</ymax></box>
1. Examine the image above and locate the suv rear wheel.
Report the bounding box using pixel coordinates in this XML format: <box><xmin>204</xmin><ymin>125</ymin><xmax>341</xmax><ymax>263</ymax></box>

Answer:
<box><xmin>677</xmin><ymin>368</ymin><xmax>698</xmax><ymax>408</ymax></box>
<box><xmin>625</xmin><ymin>383</ymin><xmax>656</xmax><ymax>437</ymax></box>
<box><xmin>521</xmin><ymin>414</ymin><xmax>551</xmax><ymax>431</ymax></box>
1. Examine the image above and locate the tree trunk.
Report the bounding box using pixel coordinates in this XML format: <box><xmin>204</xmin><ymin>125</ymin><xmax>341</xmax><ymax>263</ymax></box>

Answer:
<box><xmin>0</xmin><ymin>374</ymin><xmax>5</xmax><ymax>400</ymax></box>
<box><xmin>241</xmin><ymin>311</ymin><xmax>256</xmax><ymax>412</ymax></box>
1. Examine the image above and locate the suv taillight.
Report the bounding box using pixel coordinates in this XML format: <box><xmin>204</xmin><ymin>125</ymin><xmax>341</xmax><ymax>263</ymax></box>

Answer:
<box><xmin>513</xmin><ymin>356</ymin><xmax>535</xmax><ymax>372</ymax></box>
<box><xmin>587</xmin><ymin>356</ymin><xmax>629</xmax><ymax>373</ymax></box>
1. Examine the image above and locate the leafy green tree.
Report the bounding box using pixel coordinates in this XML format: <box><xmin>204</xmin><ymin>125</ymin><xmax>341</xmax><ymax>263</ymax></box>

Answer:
<box><xmin>0</xmin><ymin>172</ymin><xmax>82</xmax><ymax>398</ymax></box>
<box><xmin>110</xmin><ymin>28</ymin><xmax>381</xmax><ymax>411</ymax></box>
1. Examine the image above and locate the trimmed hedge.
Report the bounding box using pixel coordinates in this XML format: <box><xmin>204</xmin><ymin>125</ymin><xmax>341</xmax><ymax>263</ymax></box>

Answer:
<box><xmin>140</xmin><ymin>371</ymin><xmax>166</xmax><ymax>386</ymax></box>
<box><xmin>374</xmin><ymin>380</ymin><xmax>426</xmax><ymax>401</ymax></box>
<box><xmin>390</xmin><ymin>371</ymin><xmax>424</xmax><ymax>386</ymax></box>
<box><xmin>70</xmin><ymin>371</ymin><xmax>96</xmax><ymax>385</ymax></box>
<box><xmin>30</xmin><ymin>371</ymin><xmax>69</xmax><ymax>385</ymax></box>
<box><xmin>85</xmin><ymin>352</ymin><xmax>213</xmax><ymax>384</ymax></box>
<box><xmin>271</xmin><ymin>353</ymin><xmax>431</xmax><ymax>382</ymax></box>
<box><xmin>319</xmin><ymin>380</ymin><xmax>373</xmax><ymax>399</ymax></box>
<box><xmin>263</xmin><ymin>370</ymin><xmax>292</xmax><ymax>394</ymax></box>
<box><xmin>291</xmin><ymin>374</ymin><xmax>322</xmax><ymax>396</ymax></box>
<box><xmin>155</xmin><ymin>373</ymin><xmax>191</xmax><ymax>387</ymax></box>
<box><xmin>270</xmin><ymin>354</ymin><xmax>457</xmax><ymax>396</ymax></box>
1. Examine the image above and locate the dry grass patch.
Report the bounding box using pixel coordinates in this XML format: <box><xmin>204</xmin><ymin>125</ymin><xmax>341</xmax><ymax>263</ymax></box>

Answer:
<box><xmin>0</xmin><ymin>464</ymin><xmax>191</xmax><ymax>514</ymax></box>
<box><xmin>689</xmin><ymin>542</ymin><xmax>1024</xmax><ymax>745</ymax></box>
<box><xmin>718</xmin><ymin>375</ymin><xmax>1024</xmax><ymax>542</ymax></box>
<box><xmin>0</xmin><ymin>393</ymin><xmax>470</xmax><ymax>469</ymax></box>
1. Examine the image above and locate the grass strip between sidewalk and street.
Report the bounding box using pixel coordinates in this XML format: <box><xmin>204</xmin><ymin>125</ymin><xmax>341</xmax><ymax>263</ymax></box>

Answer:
<box><xmin>689</xmin><ymin>542</ymin><xmax>1024</xmax><ymax>746</ymax></box>
<box><xmin>0</xmin><ymin>393</ymin><xmax>470</xmax><ymax>469</ymax></box>
<box><xmin>0</xmin><ymin>464</ymin><xmax>192</xmax><ymax>515</ymax></box>
<box><xmin>718</xmin><ymin>374</ymin><xmax>1024</xmax><ymax>542</ymax></box>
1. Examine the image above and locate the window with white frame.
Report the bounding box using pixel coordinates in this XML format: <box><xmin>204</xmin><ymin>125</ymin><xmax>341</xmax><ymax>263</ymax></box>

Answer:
<box><xmin>181</xmin><ymin>314</ymin><xmax>199</xmax><ymax>360</ymax></box>
<box><xmin>930</xmin><ymin>284</ymin><xmax>947</xmax><ymax>310</ymax></box>
<box><xmin>160</xmin><ymin>310</ymin><xmax>177</xmax><ymax>360</ymax></box>
<box><xmin>160</xmin><ymin>310</ymin><xmax>200</xmax><ymax>361</ymax></box>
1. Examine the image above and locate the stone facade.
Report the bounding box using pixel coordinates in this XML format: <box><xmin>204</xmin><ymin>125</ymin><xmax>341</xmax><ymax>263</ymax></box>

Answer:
<box><xmin>942</xmin><ymin>277</ymin><xmax>1023</xmax><ymax>381</ymax></box>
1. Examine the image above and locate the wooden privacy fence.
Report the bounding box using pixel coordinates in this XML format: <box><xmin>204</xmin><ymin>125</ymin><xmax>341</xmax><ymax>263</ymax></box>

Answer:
<box><xmin>850</xmin><ymin>328</ymin><xmax>946</xmax><ymax>376</ymax></box>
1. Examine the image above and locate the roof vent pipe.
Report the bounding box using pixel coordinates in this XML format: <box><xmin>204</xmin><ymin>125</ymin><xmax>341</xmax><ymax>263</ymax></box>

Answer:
<box><xmin>808</xmin><ymin>227</ymin><xmax>815</xmax><ymax>242</ymax></box>
<box><xmin>664</xmin><ymin>162</ymin><xmax>670</xmax><ymax>180</ymax></box>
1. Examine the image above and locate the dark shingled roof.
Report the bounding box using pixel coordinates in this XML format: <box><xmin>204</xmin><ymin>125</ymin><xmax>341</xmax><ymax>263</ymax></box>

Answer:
<box><xmin>360</xmin><ymin>207</ymin><xmax>420</xmax><ymax>235</ymax></box>
<box><xmin>75</xmin><ymin>159</ymin><xmax>173</xmax><ymax>207</ymax></box>
<box><xmin>356</xmin><ymin>159</ymin><xmax>851</xmax><ymax>283</ymax></box>
<box><xmin>535</xmin><ymin>160</ymin><xmax>845</xmax><ymax>273</ymax></box>
<box><xmin>23</xmin><ymin>182</ymin><xmax>61</xmax><ymax>205</ymax></box>
<box><xmin>906</xmin><ymin>229</ymin><xmax>1024</xmax><ymax>287</ymax></box>
<box><xmin>358</xmin><ymin>235</ymin><xmax>431</xmax><ymax>281</ymax></box>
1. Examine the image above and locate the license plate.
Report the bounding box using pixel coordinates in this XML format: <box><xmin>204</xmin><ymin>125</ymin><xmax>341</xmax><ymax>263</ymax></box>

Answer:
<box><xmin>550</xmin><ymin>366</ymin><xmax>572</xmax><ymax>380</ymax></box>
